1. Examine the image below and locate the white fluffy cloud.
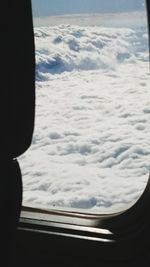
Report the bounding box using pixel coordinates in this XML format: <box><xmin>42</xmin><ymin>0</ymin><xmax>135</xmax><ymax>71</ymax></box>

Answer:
<box><xmin>19</xmin><ymin>13</ymin><xmax>150</xmax><ymax>213</ymax></box>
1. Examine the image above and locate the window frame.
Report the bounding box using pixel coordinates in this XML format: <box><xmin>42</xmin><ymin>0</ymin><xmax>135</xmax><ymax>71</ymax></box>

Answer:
<box><xmin>13</xmin><ymin>1</ymin><xmax>150</xmax><ymax>266</ymax></box>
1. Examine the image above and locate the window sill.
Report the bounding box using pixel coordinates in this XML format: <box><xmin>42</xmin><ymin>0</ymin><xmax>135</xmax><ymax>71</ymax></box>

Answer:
<box><xmin>14</xmin><ymin>176</ymin><xmax>150</xmax><ymax>266</ymax></box>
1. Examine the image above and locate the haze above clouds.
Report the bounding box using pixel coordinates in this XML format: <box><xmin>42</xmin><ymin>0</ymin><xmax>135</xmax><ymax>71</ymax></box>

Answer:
<box><xmin>32</xmin><ymin>0</ymin><xmax>145</xmax><ymax>17</ymax></box>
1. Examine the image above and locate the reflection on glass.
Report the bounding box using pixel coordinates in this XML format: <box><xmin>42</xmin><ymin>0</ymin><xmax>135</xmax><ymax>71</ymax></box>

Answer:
<box><xmin>19</xmin><ymin>0</ymin><xmax>149</xmax><ymax>213</ymax></box>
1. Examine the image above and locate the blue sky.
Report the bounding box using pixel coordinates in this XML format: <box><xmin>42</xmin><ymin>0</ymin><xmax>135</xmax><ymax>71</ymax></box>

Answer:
<box><xmin>32</xmin><ymin>0</ymin><xmax>145</xmax><ymax>17</ymax></box>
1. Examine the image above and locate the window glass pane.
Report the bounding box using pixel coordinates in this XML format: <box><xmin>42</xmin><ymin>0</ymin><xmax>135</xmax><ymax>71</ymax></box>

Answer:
<box><xmin>19</xmin><ymin>0</ymin><xmax>149</xmax><ymax>213</ymax></box>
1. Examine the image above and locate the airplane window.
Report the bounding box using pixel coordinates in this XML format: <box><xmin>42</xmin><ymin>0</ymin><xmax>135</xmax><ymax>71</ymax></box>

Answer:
<box><xmin>19</xmin><ymin>0</ymin><xmax>149</xmax><ymax>214</ymax></box>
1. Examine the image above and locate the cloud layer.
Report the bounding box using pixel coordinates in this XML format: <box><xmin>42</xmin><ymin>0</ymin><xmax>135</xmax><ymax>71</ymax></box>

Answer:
<box><xmin>19</xmin><ymin>15</ymin><xmax>150</xmax><ymax>213</ymax></box>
